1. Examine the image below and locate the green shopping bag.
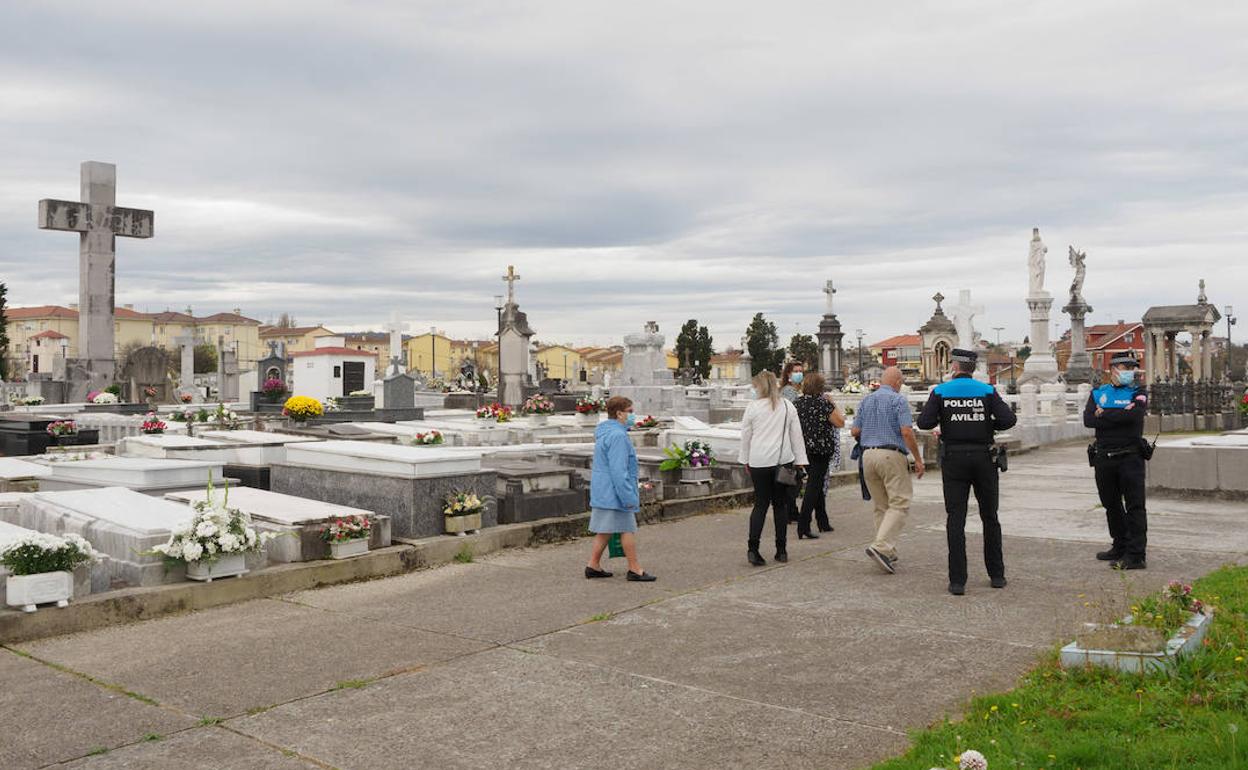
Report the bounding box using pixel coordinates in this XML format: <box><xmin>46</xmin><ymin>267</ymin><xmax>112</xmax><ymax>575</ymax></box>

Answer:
<box><xmin>607</xmin><ymin>533</ymin><xmax>624</xmax><ymax>558</ymax></box>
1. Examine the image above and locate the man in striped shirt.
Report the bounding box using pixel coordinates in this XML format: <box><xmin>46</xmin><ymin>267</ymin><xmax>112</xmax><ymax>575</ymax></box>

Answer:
<box><xmin>851</xmin><ymin>366</ymin><xmax>924</xmax><ymax>574</ymax></box>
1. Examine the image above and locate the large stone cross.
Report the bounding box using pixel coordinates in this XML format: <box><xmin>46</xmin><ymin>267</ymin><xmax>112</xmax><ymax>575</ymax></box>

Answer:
<box><xmin>823</xmin><ymin>280</ymin><xmax>836</xmax><ymax>314</ymax></box>
<box><xmin>951</xmin><ymin>289</ymin><xmax>984</xmax><ymax>350</ymax></box>
<box><xmin>39</xmin><ymin>161</ymin><xmax>154</xmax><ymax>379</ymax></box>
<box><xmin>385</xmin><ymin>312</ymin><xmax>406</xmax><ymax>375</ymax></box>
<box><xmin>502</xmin><ymin>265</ymin><xmax>521</xmax><ymax>305</ymax></box>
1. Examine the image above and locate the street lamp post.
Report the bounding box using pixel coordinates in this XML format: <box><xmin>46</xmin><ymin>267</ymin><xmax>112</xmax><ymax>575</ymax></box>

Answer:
<box><xmin>855</xmin><ymin>328</ymin><xmax>864</xmax><ymax>379</ymax></box>
<box><xmin>494</xmin><ymin>294</ymin><xmax>504</xmax><ymax>383</ymax></box>
<box><xmin>1008</xmin><ymin>345</ymin><xmax>1017</xmax><ymax>393</ymax></box>
<box><xmin>1227</xmin><ymin>305</ymin><xmax>1238</xmax><ymax>380</ymax></box>
<box><xmin>430</xmin><ymin>326</ymin><xmax>437</xmax><ymax>381</ymax></box>
<box><xmin>993</xmin><ymin>326</ymin><xmax>1004</xmax><ymax>347</ymax></box>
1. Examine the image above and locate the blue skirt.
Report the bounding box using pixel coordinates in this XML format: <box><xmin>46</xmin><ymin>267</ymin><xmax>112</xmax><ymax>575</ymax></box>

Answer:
<box><xmin>589</xmin><ymin>507</ymin><xmax>638</xmax><ymax>534</ymax></box>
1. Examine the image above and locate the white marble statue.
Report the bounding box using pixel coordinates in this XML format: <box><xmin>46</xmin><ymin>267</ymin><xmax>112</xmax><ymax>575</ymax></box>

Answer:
<box><xmin>1068</xmin><ymin>246</ymin><xmax>1087</xmax><ymax>305</ymax></box>
<box><xmin>951</xmin><ymin>289</ymin><xmax>983</xmax><ymax>350</ymax></box>
<box><xmin>1028</xmin><ymin>227</ymin><xmax>1047</xmax><ymax>296</ymax></box>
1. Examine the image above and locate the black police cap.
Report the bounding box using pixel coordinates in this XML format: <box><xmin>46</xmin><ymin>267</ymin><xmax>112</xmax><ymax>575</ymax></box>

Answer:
<box><xmin>951</xmin><ymin>348</ymin><xmax>978</xmax><ymax>363</ymax></box>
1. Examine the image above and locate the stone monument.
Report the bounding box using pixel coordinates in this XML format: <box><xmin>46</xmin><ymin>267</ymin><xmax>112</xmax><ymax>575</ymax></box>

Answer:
<box><xmin>175</xmin><ymin>333</ymin><xmax>198</xmax><ymax>401</ymax></box>
<box><xmin>1141</xmin><ymin>281</ymin><xmax>1222</xmax><ymax>384</ymax></box>
<box><xmin>816</xmin><ymin>280</ymin><xmax>846</xmax><ymax>386</ymax></box>
<box><xmin>385</xmin><ymin>312</ymin><xmax>406</xmax><ymax>377</ymax></box>
<box><xmin>38</xmin><ymin>161</ymin><xmax>154</xmax><ymax>401</ymax></box>
<box><xmin>919</xmin><ymin>292</ymin><xmax>958</xmax><ymax>382</ymax></box>
<box><xmin>1019</xmin><ymin>227</ymin><xmax>1060</xmax><ymax>386</ymax></box>
<box><xmin>951</xmin><ymin>289</ymin><xmax>989</xmax><ymax>381</ymax></box>
<box><xmin>1062</xmin><ymin>246</ymin><xmax>1095</xmax><ymax>384</ymax></box>
<box><xmin>498</xmin><ymin>266</ymin><xmax>535</xmax><ymax>407</ymax></box>
<box><xmin>614</xmin><ymin>322</ymin><xmax>687</xmax><ymax>417</ymax></box>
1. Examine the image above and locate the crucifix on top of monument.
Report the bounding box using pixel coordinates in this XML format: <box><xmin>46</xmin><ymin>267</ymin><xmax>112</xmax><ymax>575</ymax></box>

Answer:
<box><xmin>823</xmin><ymin>280</ymin><xmax>836</xmax><ymax>313</ymax></box>
<box><xmin>385</xmin><ymin>312</ymin><xmax>406</xmax><ymax>376</ymax></box>
<box><xmin>502</xmin><ymin>265</ymin><xmax>520</xmax><ymax>305</ymax></box>
<box><xmin>38</xmin><ymin>162</ymin><xmax>154</xmax><ymax>395</ymax></box>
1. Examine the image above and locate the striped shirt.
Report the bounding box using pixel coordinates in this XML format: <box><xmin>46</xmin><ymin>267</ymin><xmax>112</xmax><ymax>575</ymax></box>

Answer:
<box><xmin>852</xmin><ymin>384</ymin><xmax>913</xmax><ymax>454</ymax></box>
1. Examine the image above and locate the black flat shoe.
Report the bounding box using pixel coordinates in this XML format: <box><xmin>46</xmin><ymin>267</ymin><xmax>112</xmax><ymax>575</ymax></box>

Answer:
<box><xmin>948</xmin><ymin>583</ymin><xmax>966</xmax><ymax>596</ymax></box>
<box><xmin>990</xmin><ymin>576</ymin><xmax>1007</xmax><ymax>589</ymax></box>
<box><xmin>626</xmin><ymin>570</ymin><xmax>657</xmax><ymax>582</ymax></box>
<box><xmin>584</xmin><ymin>566</ymin><xmax>613</xmax><ymax>579</ymax></box>
<box><xmin>747</xmin><ymin>550</ymin><xmax>766</xmax><ymax>566</ymax></box>
<box><xmin>1112</xmin><ymin>558</ymin><xmax>1147</xmax><ymax>571</ymax></box>
<box><xmin>1096</xmin><ymin>548</ymin><xmax>1124</xmax><ymax>561</ymax></box>
<box><xmin>774</xmin><ymin>551</ymin><xmax>788</xmax><ymax>563</ymax></box>
<box><xmin>817</xmin><ymin>525</ymin><xmax>834</xmax><ymax>533</ymax></box>
<box><xmin>797</xmin><ymin>532</ymin><xmax>819</xmax><ymax>540</ymax></box>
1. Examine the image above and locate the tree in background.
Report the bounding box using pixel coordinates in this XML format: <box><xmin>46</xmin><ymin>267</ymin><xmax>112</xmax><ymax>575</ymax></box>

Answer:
<box><xmin>275</xmin><ymin>312</ymin><xmax>299</xmax><ymax>328</ymax></box>
<box><xmin>787</xmin><ymin>333</ymin><xmax>819</xmax><ymax>370</ymax></box>
<box><xmin>745</xmin><ymin>313</ymin><xmax>785</xmax><ymax>376</ymax></box>
<box><xmin>0</xmin><ymin>283</ymin><xmax>9</xmax><ymax>380</ymax></box>
<box><xmin>193</xmin><ymin>343</ymin><xmax>218</xmax><ymax>374</ymax></box>
<box><xmin>675</xmin><ymin>320</ymin><xmax>716</xmax><ymax>380</ymax></box>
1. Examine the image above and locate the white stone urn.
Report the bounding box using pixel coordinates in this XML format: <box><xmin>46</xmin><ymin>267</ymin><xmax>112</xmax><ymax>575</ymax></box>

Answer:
<box><xmin>329</xmin><ymin>538</ymin><xmax>369</xmax><ymax>560</ymax></box>
<box><xmin>577</xmin><ymin>412</ymin><xmax>598</xmax><ymax>427</ymax></box>
<box><xmin>5</xmin><ymin>571</ymin><xmax>73</xmax><ymax>613</ymax></box>
<box><xmin>529</xmin><ymin>413</ymin><xmax>549</xmax><ymax>426</ymax></box>
<box><xmin>186</xmin><ymin>553</ymin><xmax>247</xmax><ymax>582</ymax></box>
<box><xmin>444</xmin><ymin>512</ymin><xmax>482</xmax><ymax>536</ymax></box>
<box><xmin>680</xmin><ymin>466</ymin><xmax>712</xmax><ymax>483</ymax></box>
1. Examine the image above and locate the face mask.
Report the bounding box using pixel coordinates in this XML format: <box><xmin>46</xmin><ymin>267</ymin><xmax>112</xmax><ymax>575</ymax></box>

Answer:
<box><xmin>1117</xmin><ymin>369</ymin><xmax>1136</xmax><ymax>386</ymax></box>
<box><xmin>791</xmin><ymin>372</ymin><xmax>804</xmax><ymax>384</ymax></box>
<box><xmin>625</xmin><ymin>413</ymin><xmax>637</xmax><ymax>428</ymax></box>
<box><xmin>752</xmin><ymin>388</ymin><xmax>761</xmax><ymax>400</ymax></box>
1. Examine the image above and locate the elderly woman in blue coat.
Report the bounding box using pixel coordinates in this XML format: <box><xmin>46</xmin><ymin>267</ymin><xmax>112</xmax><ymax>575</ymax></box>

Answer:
<box><xmin>585</xmin><ymin>396</ymin><xmax>656</xmax><ymax>582</ymax></box>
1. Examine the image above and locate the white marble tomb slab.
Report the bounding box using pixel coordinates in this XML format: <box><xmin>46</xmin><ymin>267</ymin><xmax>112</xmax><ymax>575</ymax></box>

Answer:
<box><xmin>41</xmin><ymin>457</ymin><xmax>226</xmax><ymax>490</ymax></box>
<box><xmin>672</xmin><ymin>416</ymin><xmax>713</xmax><ymax>431</ymax></box>
<box><xmin>166</xmin><ymin>486</ymin><xmax>375</xmax><ymax>527</ymax></box>
<box><xmin>0</xmin><ymin>457</ymin><xmax>53</xmax><ymax>481</ymax></box>
<box><xmin>17</xmin><ymin>488</ymin><xmax>194</xmax><ymax>586</ymax></box>
<box><xmin>128</xmin><ymin>429</ymin><xmax>324</xmax><ymax>465</ymax></box>
<box><xmin>117</xmin><ymin>433</ymin><xmax>239</xmax><ymax>460</ymax></box>
<box><xmin>281</xmin><ymin>440</ymin><xmax>482</xmax><ymax>478</ymax></box>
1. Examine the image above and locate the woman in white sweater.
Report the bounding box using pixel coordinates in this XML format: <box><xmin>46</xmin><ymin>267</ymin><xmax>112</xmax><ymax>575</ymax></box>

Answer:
<box><xmin>738</xmin><ymin>370</ymin><xmax>808</xmax><ymax>565</ymax></box>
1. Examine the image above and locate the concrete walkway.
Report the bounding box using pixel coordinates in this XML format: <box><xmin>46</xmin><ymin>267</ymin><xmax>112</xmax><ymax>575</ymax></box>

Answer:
<box><xmin>4</xmin><ymin>442</ymin><xmax>1246</xmax><ymax>769</ymax></box>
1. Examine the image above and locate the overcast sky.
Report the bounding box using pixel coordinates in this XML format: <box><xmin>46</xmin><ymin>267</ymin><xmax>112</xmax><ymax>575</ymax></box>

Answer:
<box><xmin>2</xmin><ymin>2</ymin><xmax>1245</xmax><ymax>350</ymax></box>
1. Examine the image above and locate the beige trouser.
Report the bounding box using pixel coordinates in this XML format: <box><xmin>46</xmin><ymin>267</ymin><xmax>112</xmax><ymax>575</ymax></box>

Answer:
<box><xmin>863</xmin><ymin>448</ymin><xmax>913</xmax><ymax>559</ymax></box>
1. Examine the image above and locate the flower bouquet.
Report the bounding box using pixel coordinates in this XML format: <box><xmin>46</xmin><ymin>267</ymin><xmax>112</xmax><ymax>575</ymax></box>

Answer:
<box><xmin>150</xmin><ymin>480</ymin><xmax>275</xmax><ymax>581</ymax></box>
<box><xmin>839</xmin><ymin>379</ymin><xmax>864</xmax><ymax>394</ymax></box>
<box><xmin>574</xmin><ymin>397</ymin><xmax>604</xmax><ymax>414</ymax></box>
<box><xmin>90</xmin><ymin>391</ymin><xmax>119</xmax><ymax>405</ymax></box>
<box><xmin>320</xmin><ymin>515</ymin><xmax>372</xmax><ymax>559</ymax></box>
<box><xmin>659</xmin><ymin>439</ymin><xmax>716</xmax><ymax>482</ymax></box>
<box><xmin>283</xmin><ymin>395</ymin><xmax>324</xmax><ymax>422</ymax></box>
<box><xmin>443</xmin><ymin>490</ymin><xmax>484</xmax><ymax>535</ymax></box>
<box><xmin>19</xmin><ymin>395</ymin><xmax>45</xmax><ymax>406</ymax></box>
<box><xmin>348</xmin><ymin>389</ymin><xmax>373</xmax><ymax>397</ymax></box>
<box><xmin>521</xmin><ymin>394</ymin><xmax>555</xmax><ymax>416</ymax></box>
<box><xmin>633</xmin><ymin>415</ymin><xmax>659</xmax><ymax>430</ymax></box>
<box><xmin>1238</xmin><ymin>392</ymin><xmax>1248</xmax><ymax>418</ymax></box>
<box><xmin>209</xmin><ymin>403</ymin><xmax>240</xmax><ymax>430</ymax></box>
<box><xmin>476</xmin><ymin>403</ymin><xmax>513</xmax><ymax>423</ymax></box>
<box><xmin>46</xmin><ymin>420</ymin><xmax>78</xmax><ymax>442</ymax></box>
<box><xmin>143</xmin><ymin>385</ymin><xmax>159</xmax><ymax>400</ymax></box>
<box><xmin>179</xmin><ymin>393</ymin><xmax>194</xmax><ymax>404</ymax></box>
<box><xmin>413</xmin><ymin>429</ymin><xmax>445</xmax><ymax>445</ymax></box>
<box><xmin>1</xmin><ymin>532</ymin><xmax>99</xmax><ymax>612</ymax></box>
<box><xmin>141</xmin><ymin>413</ymin><xmax>167</xmax><ymax>435</ymax></box>
<box><xmin>261</xmin><ymin>377</ymin><xmax>287</xmax><ymax>403</ymax></box>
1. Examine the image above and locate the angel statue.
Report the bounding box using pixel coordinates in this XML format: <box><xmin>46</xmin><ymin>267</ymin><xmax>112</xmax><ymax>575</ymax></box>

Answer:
<box><xmin>1068</xmin><ymin>246</ymin><xmax>1087</xmax><ymax>305</ymax></box>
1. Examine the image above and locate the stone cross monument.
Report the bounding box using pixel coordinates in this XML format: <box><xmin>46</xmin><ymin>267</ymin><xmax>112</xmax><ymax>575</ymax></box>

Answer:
<box><xmin>1019</xmin><ymin>227</ymin><xmax>1060</xmax><ymax>386</ymax></box>
<box><xmin>816</xmin><ymin>279</ymin><xmax>846</xmax><ymax>385</ymax></box>
<box><xmin>175</xmin><ymin>333</ymin><xmax>197</xmax><ymax>399</ymax></box>
<box><xmin>498</xmin><ymin>265</ymin><xmax>534</xmax><ymax>406</ymax></box>
<box><xmin>1062</xmin><ymin>246</ymin><xmax>1095</xmax><ymax>384</ymax></box>
<box><xmin>385</xmin><ymin>312</ymin><xmax>406</xmax><ymax>376</ymax></box>
<box><xmin>38</xmin><ymin>161</ymin><xmax>154</xmax><ymax>399</ymax></box>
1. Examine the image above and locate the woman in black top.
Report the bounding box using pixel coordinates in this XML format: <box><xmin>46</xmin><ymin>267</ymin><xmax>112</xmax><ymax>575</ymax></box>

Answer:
<box><xmin>793</xmin><ymin>372</ymin><xmax>846</xmax><ymax>538</ymax></box>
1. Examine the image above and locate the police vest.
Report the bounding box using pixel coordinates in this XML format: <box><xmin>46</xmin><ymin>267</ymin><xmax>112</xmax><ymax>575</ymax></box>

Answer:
<box><xmin>931</xmin><ymin>377</ymin><xmax>996</xmax><ymax>445</ymax></box>
<box><xmin>1092</xmin><ymin>383</ymin><xmax>1142</xmax><ymax>410</ymax></box>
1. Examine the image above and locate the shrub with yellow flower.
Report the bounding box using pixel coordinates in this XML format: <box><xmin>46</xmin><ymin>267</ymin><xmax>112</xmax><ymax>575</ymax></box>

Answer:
<box><xmin>282</xmin><ymin>395</ymin><xmax>325</xmax><ymax>421</ymax></box>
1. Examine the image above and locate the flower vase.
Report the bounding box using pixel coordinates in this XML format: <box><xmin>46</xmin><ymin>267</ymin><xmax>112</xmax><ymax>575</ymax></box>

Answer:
<box><xmin>329</xmin><ymin>538</ymin><xmax>369</xmax><ymax>559</ymax></box>
<box><xmin>577</xmin><ymin>413</ymin><xmax>597</xmax><ymax>427</ymax></box>
<box><xmin>530</xmin><ymin>413</ymin><xmax>549</xmax><ymax>426</ymax></box>
<box><xmin>186</xmin><ymin>553</ymin><xmax>247</xmax><ymax>582</ymax></box>
<box><xmin>54</xmin><ymin>436</ymin><xmax>77</xmax><ymax>447</ymax></box>
<box><xmin>444</xmin><ymin>512</ymin><xmax>482</xmax><ymax>536</ymax></box>
<box><xmin>5</xmin><ymin>571</ymin><xmax>73</xmax><ymax>613</ymax></box>
<box><xmin>680</xmin><ymin>466</ymin><xmax>712</xmax><ymax>483</ymax></box>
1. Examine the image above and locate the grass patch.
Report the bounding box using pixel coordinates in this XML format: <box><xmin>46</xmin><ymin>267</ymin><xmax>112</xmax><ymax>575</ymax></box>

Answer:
<box><xmin>245</xmin><ymin>705</ymin><xmax>273</xmax><ymax>716</ymax></box>
<box><xmin>198</xmin><ymin>716</ymin><xmax>224</xmax><ymax>726</ymax></box>
<box><xmin>86</xmin><ymin>747</ymin><xmax>108</xmax><ymax>756</ymax></box>
<box><xmin>453</xmin><ymin>543</ymin><xmax>474</xmax><ymax>563</ymax></box>
<box><xmin>141</xmin><ymin>733</ymin><xmax>162</xmax><ymax>742</ymax></box>
<box><xmin>587</xmin><ymin>612</ymin><xmax>614</xmax><ymax>623</ymax></box>
<box><xmin>873</xmin><ymin>564</ymin><xmax>1248</xmax><ymax>770</ymax></box>
<box><xmin>332</xmin><ymin>679</ymin><xmax>371</xmax><ymax>691</ymax></box>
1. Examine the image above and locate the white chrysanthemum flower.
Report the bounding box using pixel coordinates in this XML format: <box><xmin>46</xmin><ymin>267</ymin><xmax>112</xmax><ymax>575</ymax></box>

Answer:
<box><xmin>958</xmin><ymin>750</ymin><xmax>987</xmax><ymax>770</ymax></box>
<box><xmin>182</xmin><ymin>542</ymin><xmax>203</xmax><ymax>562</ymax></box>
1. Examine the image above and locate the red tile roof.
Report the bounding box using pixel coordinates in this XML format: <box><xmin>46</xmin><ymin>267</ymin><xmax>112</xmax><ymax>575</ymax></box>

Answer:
<box><xmin>260</xmin><ymin>325</ymin><xmax>336</xmax><ymax>337</ymax></box>
<box><xmin>6</xmin><ymin>305</ymin><xmax>78</xmax><ymax>319</ymax></box>
<box><xmin>872</xmin><ymin>334</ymin><xmax>922</xmax><ymax>349</ymax></box>
<box><xmin>30</xmin><ymin>329</ymin><xmax>69</xmax><ymax>339</ymax></box>
<box><xmin>198</xmin><ymin>312</ymin><xmax>260</xmax><ymax>325</ymax></box>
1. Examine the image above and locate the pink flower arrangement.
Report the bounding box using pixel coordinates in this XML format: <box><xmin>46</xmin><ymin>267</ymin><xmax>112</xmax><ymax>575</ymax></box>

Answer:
<box><xmin>46</xmin><ymin>420</ymin><xmax>78</xmax><ymax>438</ymax></box>
<box><xmin>319</xmin><ymin>515</ymin><xmax>372</xmax><ymax>543</ymax></box>
<box><xmin>141</xmin><ymin>413</ymin><xmax>167</xmax><ymax>435</ymax></box>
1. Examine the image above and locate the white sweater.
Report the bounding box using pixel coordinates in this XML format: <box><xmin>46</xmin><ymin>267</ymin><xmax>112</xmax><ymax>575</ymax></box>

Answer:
<box><xmin>738</xmin><ymin>398</ymin><xmax>809</xmax><ymax>467</ymax></box>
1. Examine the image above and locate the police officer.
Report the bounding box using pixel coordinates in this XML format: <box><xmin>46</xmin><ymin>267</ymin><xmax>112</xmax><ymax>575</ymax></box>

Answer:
<box><xmin>917</xmin><ymin>349</ymin><xmax>1017</xmax><ymax>595</ymax></box>
<box><xmin>1083</xmin><ymin>350</ymin><xmax>1148</xmax><ymax>570</ymax></box>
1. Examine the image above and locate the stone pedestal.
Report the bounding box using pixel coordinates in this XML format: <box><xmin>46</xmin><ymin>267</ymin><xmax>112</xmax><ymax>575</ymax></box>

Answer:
<box><xmin>1019</xmin><ymin>293</ymin><xmax>1059</xmax><ymax>386</ymax></box>
<box><xmin>1064</xmin><ymin>300</ymin><xmax>1094</xmax><ymax>385</ymax></box>
<box><xmin>816</xmin><ymin>314</ymin><xmax>845</xmax><ymax>386</ymax></box>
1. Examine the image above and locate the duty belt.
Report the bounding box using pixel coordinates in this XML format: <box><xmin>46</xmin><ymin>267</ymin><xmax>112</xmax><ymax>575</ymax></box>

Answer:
<box><xmin>942</xmin><ymin>444</ymin><xmax>992</xmax><ymax>453</ymax></box>
<box><xmin>1097</xmin><ymin>444</ymin><xmax>1139</xmax><ymax>459</ymax></box>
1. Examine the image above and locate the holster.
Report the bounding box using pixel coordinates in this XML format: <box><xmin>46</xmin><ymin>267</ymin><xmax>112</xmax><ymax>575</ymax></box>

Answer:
<box><xmin>1087</xmin><ymin>442</ymin><xmax>1097</xmax><ymax>467</ymax></box>
<box><xmin>993</xmin><ymin>445</ymin><xmax>1008</xmax><ymax>473</ymax></box>
<box><xmin>1139</xmin><ymin>437</ymin><xmax>1156</xmax><ymax>461</ymax></box>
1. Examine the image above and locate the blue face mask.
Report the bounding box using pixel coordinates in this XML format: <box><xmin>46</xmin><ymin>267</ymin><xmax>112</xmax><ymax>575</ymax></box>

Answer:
<box><xmin>1117</xmin><ymin>369</ymin><xmax>1136</xmax><ymax>386</ymax></box>
<box><xmin>625</xmin><ymin>413</ymin><xmax>637</xmax><ymax>428</ymax></box>
<box><xmin>791</xmin><ymin>372</ymin><xmax>804</xmax><ymax>385</ymax></box>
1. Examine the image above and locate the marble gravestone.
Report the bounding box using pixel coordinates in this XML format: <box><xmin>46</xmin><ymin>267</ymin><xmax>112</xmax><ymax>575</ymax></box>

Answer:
<box><xmin>165</xmin><ymin>486</ymin><xmax>391</xmax><ymax>563</ymax></box>
<box><xmin>498</xmin><ymin>266</ymin><xmax>536</xmax><ymax>407</ymax></box>
<box><xmin>11</xmin><ymin>488</ymin><xmax>193</xmax><ymax>586</ymax></box>
<box><xmin>37</xmin><ymin>456</ymin><xmax>228</xmax><ymax>495</ymax></box>
<box><xmin>38</xmin><ymin>162</ymin><xmax>154</xmax><ymax>401</ymax></box>
<box><xmin>271</xmin><ymin>441</ymin><xmax>497</xmax><ymax>539</ymax></box>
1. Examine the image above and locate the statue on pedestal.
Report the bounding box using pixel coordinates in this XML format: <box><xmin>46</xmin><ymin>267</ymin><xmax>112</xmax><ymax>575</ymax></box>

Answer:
<box><xmin>1028</xmin><ymin>227</ymin><xmax>1047</xmax><ymax>297</ymax></box>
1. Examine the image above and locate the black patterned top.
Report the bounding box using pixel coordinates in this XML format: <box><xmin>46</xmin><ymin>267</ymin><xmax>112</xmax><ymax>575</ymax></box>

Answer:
<box><xmin>795</xmin><ymin>393</ymin><xmax>840</xmax><ymax>461</ymax></box>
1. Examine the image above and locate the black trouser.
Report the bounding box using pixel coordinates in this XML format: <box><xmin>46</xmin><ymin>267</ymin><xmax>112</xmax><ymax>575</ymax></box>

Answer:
<box><xmin>1093</xmin><ymin>450</ymin><xmax>1147</xmax><ymax>559</ymax></box>
<box><xmin>942</xmin><ymin>446</ymin><xmax>1004</xmax><ymax>586</ymax></box>
<box><xmin>797</xmin><ymin>453</ymin><xmax>832</xmax><ymax>535</ymax></box>
<box><xmin>748</xmin><ymin>465</ymin><xmax>790</xmax><ymax>552</ymax></box>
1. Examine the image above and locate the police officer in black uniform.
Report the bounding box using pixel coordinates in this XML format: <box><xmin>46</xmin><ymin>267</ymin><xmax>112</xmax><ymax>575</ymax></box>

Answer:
<box><xmin>917</xmin><ymin>349</ymin><xmax>1017</xmax><ymax>595</ymax></box>
<box><xmin>1083</xmin><ymin>350</ymin><xmax>1148</xmax><ymax>570</ymax></box>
